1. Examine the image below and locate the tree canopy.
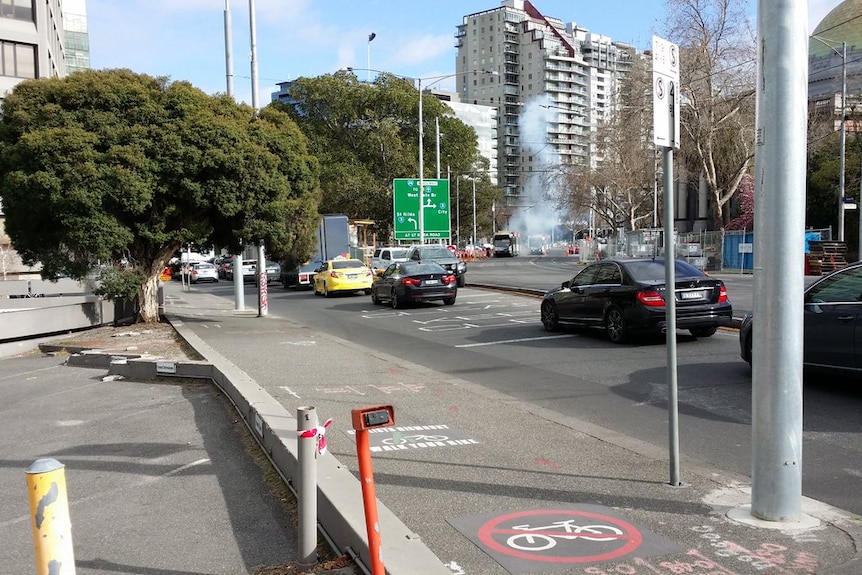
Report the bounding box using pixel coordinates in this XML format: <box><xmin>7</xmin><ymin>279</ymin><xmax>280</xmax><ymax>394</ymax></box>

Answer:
<box><xmin>281</xmin><ymin>70</ymin><xmax>493</xmax><ymax>240</ymax></box>
<box><xmin>0</xmin><ymin>69</ymin><xmax>320</xmax><ymax>322</ymax></box>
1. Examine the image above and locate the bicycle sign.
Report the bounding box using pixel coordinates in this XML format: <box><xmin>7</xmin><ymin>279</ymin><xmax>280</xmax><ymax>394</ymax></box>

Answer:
<box><xmin>476</xmin><ymin>509</ymin><xmax>643</xmax><ymax>564</ymax></box>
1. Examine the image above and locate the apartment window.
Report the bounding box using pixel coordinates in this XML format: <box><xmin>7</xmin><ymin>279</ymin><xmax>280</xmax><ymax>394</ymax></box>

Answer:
<box><xmin>1</xmin><ymin>41</ymin><xmax>36</xmax><ymax>79</ymax></box>
<box><xmin>0</xmin><ymin>0</ymin><xmax>33</xmax><ymax>22</ymax></box>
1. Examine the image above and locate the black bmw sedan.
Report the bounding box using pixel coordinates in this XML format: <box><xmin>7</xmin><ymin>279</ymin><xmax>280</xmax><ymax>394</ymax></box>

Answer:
<box><xmin>370</xmin><ymin>261</ymin><xmax>457</xmax><ymax>309</ymax></box>
<box><xmin>541</xmin><ymin>258</ymin><xmax>733</xmax><ymax>343</ymax></box>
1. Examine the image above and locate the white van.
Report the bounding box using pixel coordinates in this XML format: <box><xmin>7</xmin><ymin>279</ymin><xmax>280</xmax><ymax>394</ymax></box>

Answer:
<box><xmin>371</xmin><ymin>246</ymin><xmax>410</xmax><ymax>272</ymax></box>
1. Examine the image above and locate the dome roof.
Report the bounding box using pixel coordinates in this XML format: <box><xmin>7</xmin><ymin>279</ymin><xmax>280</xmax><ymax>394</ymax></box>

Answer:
<box><xmin>810</xmin><ymin>0</ymin><xmax>862</xmax><ymax>58</ymax></box>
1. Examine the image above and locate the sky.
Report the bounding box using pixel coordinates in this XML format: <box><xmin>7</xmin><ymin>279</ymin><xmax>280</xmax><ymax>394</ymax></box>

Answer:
<box><xmin>84</xmin><ymin>0</ymin><xmax>845</xmax><ymax>107</ymax></box>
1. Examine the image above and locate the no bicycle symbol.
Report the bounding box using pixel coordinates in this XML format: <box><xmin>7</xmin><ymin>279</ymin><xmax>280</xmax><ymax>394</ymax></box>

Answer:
<box><xmin>477</xmin><ymin>509</ymin><xmax>642</xmax><ymax>564</ymax></box>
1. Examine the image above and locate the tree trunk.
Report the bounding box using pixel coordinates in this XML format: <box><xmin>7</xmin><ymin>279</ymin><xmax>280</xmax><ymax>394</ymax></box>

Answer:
<box><xmin>138</xmin><ymin>273</ymin><xmax>161</xmax><ymax>324</ymax></box>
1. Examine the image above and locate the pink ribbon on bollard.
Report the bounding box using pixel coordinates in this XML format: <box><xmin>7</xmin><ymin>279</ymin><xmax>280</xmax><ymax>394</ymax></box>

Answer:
<box><xmin>299</xmin><ymin>418</ymin><xmax>333</xmax><ymax>456</ymax></box>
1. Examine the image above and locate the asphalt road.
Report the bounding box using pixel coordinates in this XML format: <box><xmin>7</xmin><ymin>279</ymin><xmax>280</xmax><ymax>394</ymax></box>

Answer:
<box><xmin>196</xmin><ymin>259</ymin><xmax>862</xmax><ymax>517</ymax></box>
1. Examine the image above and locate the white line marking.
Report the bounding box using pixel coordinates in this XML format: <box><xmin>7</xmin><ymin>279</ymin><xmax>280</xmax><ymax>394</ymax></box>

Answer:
<box><xmin>455</xmin><ymin>334</ymin><xmax>576</xmax><ymax>348</ymax></box>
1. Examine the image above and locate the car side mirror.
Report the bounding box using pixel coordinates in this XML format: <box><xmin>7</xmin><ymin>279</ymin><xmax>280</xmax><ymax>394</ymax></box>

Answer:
<box><xmin>561</xmin><ymin>280</ymin><xmax>570</xmax><ymax>289</ymax></box>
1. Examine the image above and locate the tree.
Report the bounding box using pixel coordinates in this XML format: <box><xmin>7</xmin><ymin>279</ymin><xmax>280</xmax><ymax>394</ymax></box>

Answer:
<box><xmin>282</xmin><ymin>71</ymin><xmax>487</xmax><ymax>240</ymax></box>
<box><xmin>724</xmin><ymin>172</ymin><xmax>754</xmax><ymax>230</ymax></box>
<box><xmin>0</xmin><ymin>69</ymin><xmax>320</xmax><ymax>323</ymax></box>
<box><xmin>664</xmin><ymin>0</ymin><xmax>757</xmax><ymax>229</ymax></box>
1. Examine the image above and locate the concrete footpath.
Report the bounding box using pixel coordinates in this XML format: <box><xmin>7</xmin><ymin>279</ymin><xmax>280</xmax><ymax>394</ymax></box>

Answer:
<box><xmin>159</xmin><ymin>281</ymin><xmax>860</xmax><ymax>575</ymax></box>
<box><xmin>0</xmin><ymin>352</ymin><xmax>301</xmax><ymax>574</ymax></box>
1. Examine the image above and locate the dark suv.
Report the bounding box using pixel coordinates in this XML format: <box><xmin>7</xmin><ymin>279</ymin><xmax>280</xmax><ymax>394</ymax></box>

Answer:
<box><xmin>405</xmin><ymin>245</ymin><xmax>467</xmax><ymax>287</ymax></box>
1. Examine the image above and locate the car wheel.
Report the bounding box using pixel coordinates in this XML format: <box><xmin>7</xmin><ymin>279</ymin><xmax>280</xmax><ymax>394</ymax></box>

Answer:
<box><xmin>390</xmin><ymin>289</ymin><xmax>401</xmax><ymax>309</ymax></box>
<box><xmin>457</xmin><ymin>274</ymin><xmax>466</xmax><ymax>287</ymax></box>
<box><xmin>605</xmin><ymin>306</ymin><xmax>628</xmax><ymax>343</ymax></box>
<box><xmin>689</xmin><ymin>326</ymin><xmax>717</xmax><ymax>338</ymax></box>
<box><xmin>371</xmin><ymin>290</ymin><xmax>380</xmax><ymax>305</ymax></box>
<box><xmin>323</xmin><ymin>283</ymin><xmax>331</xmax><ymax>298</ymax></box>
<box><xmin>364</xmin><ymin>288</ymin><xmax>372</xmax><ymax>295</ymax></box>
<box><xmin>541</xmin><ymin>300</ymin><xmax>560</xmax><ymax>332</ymax></box>
<box><xmin>443</xmin><ymin>297</ymin><xmax>456</xmax><ymax>306</ymax></box>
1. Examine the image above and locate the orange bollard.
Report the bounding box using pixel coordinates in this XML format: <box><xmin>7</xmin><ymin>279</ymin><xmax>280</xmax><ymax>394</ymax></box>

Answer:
<box><xmin>351</xmin><ymin>406</ymin><xmax>395</xmax><ymax>575</ymax></box>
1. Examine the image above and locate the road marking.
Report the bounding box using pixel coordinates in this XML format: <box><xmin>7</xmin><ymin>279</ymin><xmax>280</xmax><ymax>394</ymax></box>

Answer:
<box><xmin>455</xmin><ymin>334</ymin><xmax>576</xmax><ymax>348</ymax></box>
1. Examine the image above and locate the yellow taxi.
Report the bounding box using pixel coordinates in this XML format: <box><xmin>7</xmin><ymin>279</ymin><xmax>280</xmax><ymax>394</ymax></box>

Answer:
<box><xmin>312</xmin><ymin>257</ymin><xmax>373</xmax><ymax>297</ymax></box>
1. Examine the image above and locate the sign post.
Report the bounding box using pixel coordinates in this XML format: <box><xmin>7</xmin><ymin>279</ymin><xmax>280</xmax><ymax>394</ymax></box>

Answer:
<box><xmin>393</xmin><ymin>178</ymin><xmax>451</xmax><ymax>242</ymax></box>
<box><xmin>653</xmin><ymin>35</ymin><xmax>681</xmax><ymax>488</ymax></box>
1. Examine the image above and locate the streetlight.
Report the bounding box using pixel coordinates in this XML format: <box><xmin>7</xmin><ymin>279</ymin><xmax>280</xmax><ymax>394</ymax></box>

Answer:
<box><xmin>811</xmin><ymin>35</ymin><xmax>847</xmax><ymax>242</ymax></box>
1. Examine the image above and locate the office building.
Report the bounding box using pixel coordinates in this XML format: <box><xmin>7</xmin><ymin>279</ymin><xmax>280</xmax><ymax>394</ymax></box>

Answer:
<box><xmin>455</xmin><ymin>0</ymin><xmax>636</xmax><ymax>206</ymax></box>
<box><xmin>62</xmin><ymin>0</ymin><xmax>89</xmax><ymax>74</ymax></box>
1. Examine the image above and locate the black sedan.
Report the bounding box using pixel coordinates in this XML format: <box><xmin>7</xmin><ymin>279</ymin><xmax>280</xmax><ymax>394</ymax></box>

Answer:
<box><xmin>739</xmin><ymin>260</ymin><xmax>862</xmax><ymax>373</ymax></box>
<box><xmin>370</xmin><ymin>261</ymin><xmax>457</xmax><ymax>309</ymax></box>
<box><xmin>541</xmin><ymin>258</ymin><xmax>733</xmax><ymax>343</ymax></box>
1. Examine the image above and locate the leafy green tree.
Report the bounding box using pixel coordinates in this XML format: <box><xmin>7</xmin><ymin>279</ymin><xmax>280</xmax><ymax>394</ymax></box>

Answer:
<box><xmin>281</xmin><ymin>71</ymin><xmax>487</xmax><ymax>240</ymax></box>
<box><xmin>0</xmin><ymin>69</ymin><xmax>320</xmax><ymax>323</ymax></box>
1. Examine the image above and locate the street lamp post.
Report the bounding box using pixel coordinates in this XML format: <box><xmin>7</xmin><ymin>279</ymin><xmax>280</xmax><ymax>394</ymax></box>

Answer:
<box><xmin>811</xmin><ymin>35</ymin><xmax>847</xmax><ymax>242</ymax></box>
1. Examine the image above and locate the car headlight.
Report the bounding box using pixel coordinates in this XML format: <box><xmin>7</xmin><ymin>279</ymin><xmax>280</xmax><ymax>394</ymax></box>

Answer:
<box><xmin>457</xmin><ymin>262</ymin><xmax>466</xmax><ymax>272</ymax></box>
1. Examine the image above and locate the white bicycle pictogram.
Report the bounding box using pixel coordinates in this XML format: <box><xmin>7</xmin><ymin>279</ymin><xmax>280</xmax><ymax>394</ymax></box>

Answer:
<box><xmin>505</xmin><ymin>519</ymin><xmax>624</xmax><ymax>551</ymax></box>
<box><xmin>380</xmin><ymin>434</ymin><xmax>449</xmax><ymax>446</ymax></box>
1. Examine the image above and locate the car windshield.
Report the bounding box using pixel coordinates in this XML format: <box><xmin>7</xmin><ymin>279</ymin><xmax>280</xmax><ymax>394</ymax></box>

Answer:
<box><xmin>402</xmin><ymin>262</ymin><xmax>446</xmax><ymax>275</ymax></box>
<box><xmin>390</xmin><ymin>248</ymin><xmax>410</xmax><ymax>258</ymax></box>
<box><xmin>195</xmin><ymin>263</ymin><xmax>215</xmax><ymax>270</ymax></box>
<box><xmin>332</xmin><ymin>259</ymin><xmax>365</xmax><ymax>270</ymax></box>
<box><xmin>624</xmin><ymin>259</ymin><xmax>704</xmax><ymax>282</ymax></box>
<box><xmin>418</xmin><ymin>247</ymin><xmax>453</xmax><ymax>259</ymax></box>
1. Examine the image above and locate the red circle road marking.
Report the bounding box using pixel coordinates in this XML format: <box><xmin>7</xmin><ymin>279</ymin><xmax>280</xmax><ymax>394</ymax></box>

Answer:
<box><xmin>477</xmin><ymin>509</ymin><xmax>643</xmax><ymax>564</ymax></box>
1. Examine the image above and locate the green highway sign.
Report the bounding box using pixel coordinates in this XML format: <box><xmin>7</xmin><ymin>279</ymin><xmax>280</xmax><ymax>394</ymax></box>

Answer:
<box><xmin>393</xmin><ymin>178</ymin><xmax>451</xmax><ymax>240</ymax></box>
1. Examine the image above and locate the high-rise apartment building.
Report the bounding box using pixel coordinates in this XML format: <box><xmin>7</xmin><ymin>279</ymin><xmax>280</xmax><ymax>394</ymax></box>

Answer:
<box><xmin>455</xmin><ymin>0</ymin><xmax>635</xmax><ymax>206</ymax></box>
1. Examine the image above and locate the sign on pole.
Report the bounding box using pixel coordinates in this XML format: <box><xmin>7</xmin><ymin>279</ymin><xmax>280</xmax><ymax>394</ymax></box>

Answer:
<box><xmin>652</xmin><ymin>35</ymin><xmax>680</xmax><ymax>149</ymax></box>
<box><xmin>393</xmin><ymin>178</ymin><xmax>451</xmax><ymax>241</ymax></box>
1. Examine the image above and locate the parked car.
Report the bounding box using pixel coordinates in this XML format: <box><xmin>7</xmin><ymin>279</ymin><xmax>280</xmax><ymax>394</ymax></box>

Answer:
<box><xmin>739</xmin><ymin>260</ymin><xmax>862</xmax><ymax>373</ymax></box>
<box><xmin>405</xmin><ymin>244</ymin><xmax>467</xmax><ymax>287</ymax></box>
<box><xmin>190</xmin><ymin>262</ymin><xmax>219</xmax><ymax>284</ymax></box>
<box><xmin>371</xmin><ymin>246</ymin><xmax>410</xmax><ymax>273</ymax></box>
<box><xmin>255</xmin><ymin>260</ymin><xmax>281</xmax><ymax>285</ymax></box>
<box><xmin>540</xmin><ymin>258</ymin><xmax>732</xmax><ymax>343</ymax></box>
<box><xmin>370</xmin><ymin>261</ymin><xmax>457</xmax><ymax>308</ymax></box>
<box><xmin>282</xmin><ymin>261</ymin><xmax>320</xmax><ymax>290</ymax></box>
<box><xmin>312</xmin><ymin>258</ymin><xmax>373</xmax><ymax>297</ymax></box>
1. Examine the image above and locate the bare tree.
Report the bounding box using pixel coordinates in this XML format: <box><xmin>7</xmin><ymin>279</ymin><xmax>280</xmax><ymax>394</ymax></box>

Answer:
<box><xmin>664</xmin><ymin>0</ymin><xmax>756</xmax><ymax>229</ymax></box>
<box><xmin>562</xmin><ymin>53</ymin><xmax>657</xmax><ymax>233</ymax></box>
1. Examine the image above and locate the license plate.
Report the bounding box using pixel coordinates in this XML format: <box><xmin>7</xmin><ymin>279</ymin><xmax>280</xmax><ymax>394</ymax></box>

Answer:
<box><xmin>347</xmin><ymin>274</ymin><xmax>357</xmax><ymax>279</ymax></box>
<box><xmin>680</xmin><ymin>290</ymin><xmax>704</xmax><ymax>300</ymax></box>
<box><xmin>424</xmin><ymin>279</ymin><xmax>439</xmax><ymax>285</ymax></box>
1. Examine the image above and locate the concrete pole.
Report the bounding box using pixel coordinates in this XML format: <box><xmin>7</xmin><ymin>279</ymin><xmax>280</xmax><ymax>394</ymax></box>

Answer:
<box><xmin>257</xmin><ymin>242</ymin><xmax>267</xmax><ymax>317</ymax></box>
<box><xmin>224</xmin><ymin>0</ymin><xmax>244</xmax><ymax>312</ymax></box>
<box><xmin>297</xmin><ymin>407</ymin><xmax>319</xmax><ymax>569</ymax></box>
<box><xmin>224</xmin><ymin>0</ymin><xmax>233</xmax><ymax>97</ymax></box>
<box><xmin>248</xmin><ymin>0</ymin><xmax>260</xmax><ymax>112</ymax></box>
<box><xmin>751</xmin><ymin>0</ymin><xmax>806</xmax><ymax>521</ymax></box>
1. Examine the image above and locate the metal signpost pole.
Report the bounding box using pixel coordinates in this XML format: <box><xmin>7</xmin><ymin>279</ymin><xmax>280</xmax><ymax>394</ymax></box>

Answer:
<box><xmin>653</xmin><ymin>35</ymin><xmax>681</xmax><ymax>487</ymax></box>
<box><xmin>418</xmin><ymin>77</ymin><xmax>425</xmax><ymax>245</ymax></box>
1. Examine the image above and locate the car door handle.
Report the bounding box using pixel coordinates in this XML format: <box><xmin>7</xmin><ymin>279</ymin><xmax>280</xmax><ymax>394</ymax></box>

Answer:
<box><xmin>836</xmin><ymin>315</ymin><xmax>854</xmax><ymax>321</ymax></box>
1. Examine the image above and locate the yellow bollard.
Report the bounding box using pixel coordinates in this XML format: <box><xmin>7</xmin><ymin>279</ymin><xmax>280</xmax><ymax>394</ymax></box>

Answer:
<box><xmin>26</xmin><ymin>458</ymin><xmax>76</xmax><ymax>575</ymax></box>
